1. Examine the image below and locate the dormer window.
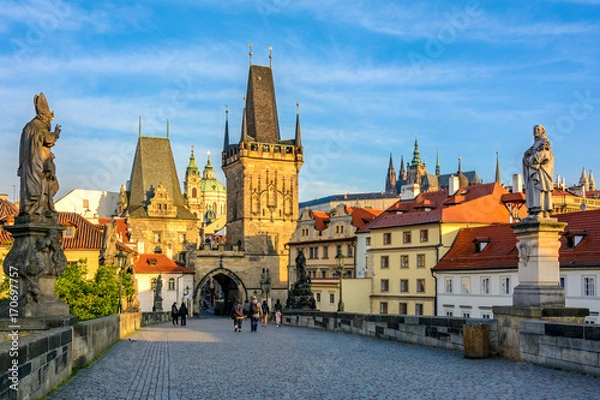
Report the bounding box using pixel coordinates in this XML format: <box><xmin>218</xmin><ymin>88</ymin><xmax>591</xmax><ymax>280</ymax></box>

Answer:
<box><xmin>565</xmin><ymin>231</ymin><xmax>588</xmax><ymax>249</ymax></box>
<box><xmin>64</xmin><ymin>226</ymin><xmax>76</xmax><ymax>238</ymax></box>
<box><xmin>473</xmin><ymin>238</ymin><xmax>491</xmax><ymax>253</ymax></box>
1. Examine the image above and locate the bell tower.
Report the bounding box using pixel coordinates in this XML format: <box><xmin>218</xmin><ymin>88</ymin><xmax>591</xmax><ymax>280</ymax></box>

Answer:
<box><xmin>222</xmin><ymin>61</ymin><xmax>303</xmax><ymax>255</ymax></box>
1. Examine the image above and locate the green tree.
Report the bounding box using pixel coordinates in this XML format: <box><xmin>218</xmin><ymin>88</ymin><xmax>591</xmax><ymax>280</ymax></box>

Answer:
<box><xmin>55</xmin><ymin>260</ymin><xmax>121</xmax><ymax>321</ymax></box>
<box><xmin>121</xmin><ymin>270</ymin><xmax>136</xmax><ymax>310</ymax></box>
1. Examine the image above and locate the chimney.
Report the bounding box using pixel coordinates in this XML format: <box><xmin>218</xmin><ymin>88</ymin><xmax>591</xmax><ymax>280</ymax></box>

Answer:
<box><xmin>448</xmin><ymin>175</ymin><xmax>460</xmax><ymax>196</ymax></box>
<box><xmin>512</xmin><ymin>174</ymin><xmax>523</xmax><ymax>193</ymax></box>
<box><xmin>400</xmin><ymin>184</ymin><xmax>420</xmax><ymax>201</ymax></box>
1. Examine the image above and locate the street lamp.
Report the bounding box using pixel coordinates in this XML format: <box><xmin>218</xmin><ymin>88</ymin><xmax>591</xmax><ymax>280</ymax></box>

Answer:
<box><xmin>336</xmin><ymin>250</ymin><xmax>345</xmax><ymax>312</ymax></box>
<box><xmin>115</xmin><ymin>249</ymin><xmax>127</xmax><ymax>314</ymax></box>
<box><xmin>260</xmin><ymin>268</ymin><xmax>272</xmax><ymax>306</ymax></box>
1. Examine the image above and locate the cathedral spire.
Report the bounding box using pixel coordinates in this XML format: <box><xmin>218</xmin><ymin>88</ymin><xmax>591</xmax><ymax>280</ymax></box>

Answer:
<box><xmin>186</xmin><ymin>145</ymin><xmax>199</xmax><ymax>174</ymax></box>
<box><xmin>203</xmin><ymin>151</ymin><xmax>215</xmax><ymax>180</ymax></box>
<box><xmin>435</xmin><ymin>152</ymin><xmax>440</xmax><ymax>176</ymax></box>
<box><xmin>295</xmin><ymin>103</ymin><xmax>302</xmax><ymax>148</ymax></box>
<box><xmin>495</xmin><ymin>151</ymin><xmax>501</xmax><ymax>184</ymax></box>
<box><xmin>410</xmin><ymin>137</ymin><xmax>423</xmax><ymax>167</ymax></box>
<box><xmin>222</xmin><ymin>108</ymin><xmax>229</xmax><ymax>152</ymax></box>
<box><xmin>398</xmin><ymin>156</ymin><xmax>406</xmax><ymax>181</ymax></box>
<box><xmin>385</xmin><ymin>153</ymin><xmax>397</xmax><ymax>194</ymax></box>
<box><xmin>240</xmin><ymin>100</ymin><xmax>249</xmax><ymax>143</ymax></box>
<box><xmin>589</xmin><ymin>169</ymin><xmax>596</xmax><ymax>191</ymax></box>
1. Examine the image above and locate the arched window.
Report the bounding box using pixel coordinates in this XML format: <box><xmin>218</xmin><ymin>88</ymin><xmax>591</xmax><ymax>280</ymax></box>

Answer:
<box><xmin>168</xmin><ymin>278</ymin><xmax>175</xmax><ymax>291</ymax></box>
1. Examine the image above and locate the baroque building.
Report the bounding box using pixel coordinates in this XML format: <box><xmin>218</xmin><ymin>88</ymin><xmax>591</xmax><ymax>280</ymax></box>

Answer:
<box><xmin>184</xmin><ymin>148</ymin><xmax>227</xmax><ymax>235</ymax></box>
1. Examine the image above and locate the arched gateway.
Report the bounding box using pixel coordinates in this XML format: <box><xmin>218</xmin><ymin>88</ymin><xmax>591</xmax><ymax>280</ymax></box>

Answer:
<box><xmin>194</xmin><ymin>268</ymin><xmax>248</xmax><ymax>316</ymax></box>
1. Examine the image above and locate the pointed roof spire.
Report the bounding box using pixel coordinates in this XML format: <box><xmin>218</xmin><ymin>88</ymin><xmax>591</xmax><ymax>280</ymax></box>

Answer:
<box><xmin>589</xmin><ymin>169</ymin><xmax>596</xmax><ymax>190</ymax></box>
<box><xmin>166</xmin><ymin>119</ymin><xmax>170</xmax><ymax>138</ymax></box>
<box><xmin>295</xmin><ymin>102</ymin><xmax>302</xmax><ymax>148</ymax></box>
<box><xmin>138</xmin><ymin>116</ymin><xmax>142</xmax><ymax>137</ymax></box>
<box><xmin>398</xmin><ymin>155</ymin><xmax>406</xmax><ymax>181</ymax></box>
<box><xmin>269</xmin><ymin>46</ymin><xmax>273</xmax><ymax>68</ymax></box>
<box><xmin>579</xmin><ymin>167</ymin><xmax>588</xmax><ymax>187</ymax></box>
<box><xmin>458</xmin><ymin>156</ymin><xmax>463</xmax><ymax>173</ymax></box>
<box><xmin>186</xmin><ymin>145</ymin><xmax>199</xmax><ymax>172</ymax></box>
<box><xmin>435</xmin><ymin>152</ymin><xmax>441</xmax><ymax>176</ymax></box>
<box><xmin>409</xmin><ymin>136</ymin><xmax>423</xmax><ymax>167</ymax></box>
<box><xmin>203</xmin><ymin>151</ymin><xmax>215</xmax><ymax>180</ymax></box>
<box><xmin>495</xmin><ymin>151</ymin><xmax>501</xmax><ymax>184</ymax></box>
<box><xmin>385</xmin><ymin>153</ymin><xmax>397</xmax><ymax>194</ymax></box>
<box><xmin>249</xmin><ymin>43</ymin><xmax>253</xmax><ymax>65</ymax></box>
<box><xmin>240</xmin><ymin>97</ymin><xmax>249</xmax><ymax>143</ymax></box>
<box><xmin>222</xmin><ymin>107</ymin><xmax>230</xmax><ymax>152</ymax></box>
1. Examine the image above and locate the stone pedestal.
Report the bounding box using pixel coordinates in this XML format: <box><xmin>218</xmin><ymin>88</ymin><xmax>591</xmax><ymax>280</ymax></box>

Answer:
<box><xmin>1</xmin><ymin>221</ymin><xmax>69</xmax><ymax>319</ymax></box>
<box><xmin>493</xmin><ymin>218</ymin><xmax>589</xmax><ymax>359</ymax></box>
<box><xmin>511</xmin><ymin>218</ymin><xmax>567</xmax><ymax>308</ymax></box>
<box><xmin>153</xmin><ymin>297</ymin><xmax>163</xmax><ymax>312</ymax></box>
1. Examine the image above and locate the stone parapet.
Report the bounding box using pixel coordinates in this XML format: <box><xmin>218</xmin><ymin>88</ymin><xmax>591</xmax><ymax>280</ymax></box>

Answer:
<box><xmin>280</xmin><ymin>310</ymin><xmax>498</xmax><ymax>355</ymax></box>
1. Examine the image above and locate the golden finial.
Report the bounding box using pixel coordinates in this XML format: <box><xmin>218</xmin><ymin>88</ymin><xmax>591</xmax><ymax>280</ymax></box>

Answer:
<box><xmin>269</xmin><ymin>46</ymin><xmax>273</xmax><ymax>68</ymax></box>
<box><xmin>249</xmin><ymin>43</ymin><xmax>253</xmax><ymax>65</ymax></box>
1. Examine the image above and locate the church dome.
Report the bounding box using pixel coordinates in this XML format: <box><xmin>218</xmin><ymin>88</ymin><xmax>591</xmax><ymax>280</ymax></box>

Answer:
<box><xmin>200</xmin><ymin>153</ymin><xmax>226</xmax><ymax>193</ymax></box>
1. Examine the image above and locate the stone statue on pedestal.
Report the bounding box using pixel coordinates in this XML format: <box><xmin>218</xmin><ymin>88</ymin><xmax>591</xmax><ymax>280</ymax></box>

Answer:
<box><xmin>18</xmin><ymin>93</ymin><xmax>61</xmax><ymax>221</ymax></box>
<box><xmin>285</xmin><ymin>250</ymin><xmax>316</xmax><ymax>310</ymax></box>
<box><xmin>1</xmin><ymin>93</ymin><xmax>70</xmax><ymax>321</ymax></box>
<box><xmin>153</xmin><ymin>274</ymin><xmax>164</xmax><ymax>312</ymax></box>
<box><xmin>522</xmin><ymin>124</ymin><xmax>554</xmax><ymax>220</ymax></box>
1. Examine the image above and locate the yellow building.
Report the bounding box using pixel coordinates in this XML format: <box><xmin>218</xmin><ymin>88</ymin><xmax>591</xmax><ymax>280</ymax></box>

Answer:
<box><xmin>288</xmin><ymin>203</ymin><xmax>383</xmax><ymax>311</ymax></box>
<box><xmin>367</xmin><ymin>182</ymin><xmax>526</xmax><ymax>316</ymax></box>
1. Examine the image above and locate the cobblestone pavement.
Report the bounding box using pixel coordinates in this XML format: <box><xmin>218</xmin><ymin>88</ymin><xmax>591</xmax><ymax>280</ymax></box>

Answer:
<box><xmin>48</xmin><ymin>316</ymin><xmax>599</xmax><ymax>400</ymax></box>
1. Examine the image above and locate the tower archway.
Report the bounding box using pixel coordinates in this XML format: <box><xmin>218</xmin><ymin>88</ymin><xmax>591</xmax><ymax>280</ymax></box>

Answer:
<box><xmin>194</xmin><ymin>268</ymin><xmax>247</xmax><ymax>316</ymax></box>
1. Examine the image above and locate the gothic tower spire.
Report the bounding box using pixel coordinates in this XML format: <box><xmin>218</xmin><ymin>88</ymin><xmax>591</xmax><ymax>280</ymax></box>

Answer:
<box><xmin>435</xmin><ymin>152</ymin><xmax>441</xmax><ymax>176</ymax></box>
<box><xmin>295</xmin><ymin>103</ymin><xmax>302</xmax><ymax>148</ymax></box>
<box><xmin>398</xmin><ymin>155</ymin><xmax>406</xmax><ymax>181</ymax></box>
<box><xmin>589</xmin><ymin>169</ymin><xmax>596</xmax><ymax>191</ymax></box>
<box><xmin>222</xmin><ymin>108</ymin><xmax>229</xmax><ymax>153</ymax></box>
<box><xmin>579</xmin><ymin>167</ymin><xmax>589</xmax><ymax>188</ymax></box>
<box><xmin>385</xmin><ymin>153</ymin><xmax>397</xmax><ymax>194</ymax></box>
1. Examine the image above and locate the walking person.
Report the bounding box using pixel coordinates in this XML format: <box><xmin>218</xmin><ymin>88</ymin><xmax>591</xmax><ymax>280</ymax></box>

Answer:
<box><xmin>171</xmin><ymin>302</ymin><xmax>179</xmax><ymax>326</ymax></box>
<box><xmin>249</xmin><ymin>295</ymin><xmax>262</xmax><ymax>332</ymax></box>
<box><xmin>274</xmin><ymin>299</ymin><xmax>283</xmax><ymax>327</ymax></box>
<box><xmin>261</xmin><ymin>300</ymin><xmax>269</xmax><ymax>327</ymax></box>
<box><xmin>230</xmin><ymin>298</ymin><xmax>245</xmax><ymax>332</ymax></box>
<box><xmin>179</xmin><ymin>302</ymin><xmax>188</xmax><ymax>326</ymax></box>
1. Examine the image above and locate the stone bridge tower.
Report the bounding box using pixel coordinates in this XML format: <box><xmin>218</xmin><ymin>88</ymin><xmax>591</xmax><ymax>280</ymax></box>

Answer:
<box><xmin>222</xmin><ymin>63</ymin><xmax>303</xmax><ymax>255</ymax></box>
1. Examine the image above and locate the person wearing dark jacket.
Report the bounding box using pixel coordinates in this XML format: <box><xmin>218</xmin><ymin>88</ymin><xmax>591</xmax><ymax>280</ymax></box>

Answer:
<box><xmin>230</xmin><ymin>298</ymin><xmax>245</xmax><ymax>332</ymax></box>
<box><xmin>179</xmin><ymin>302</ymin><xmax>188</xmax><ymax>326</ymax></box>
<box><xmin>171</xmin><ymin>302</ymin><xmax>179</xmax><ymax>326</ymax></box>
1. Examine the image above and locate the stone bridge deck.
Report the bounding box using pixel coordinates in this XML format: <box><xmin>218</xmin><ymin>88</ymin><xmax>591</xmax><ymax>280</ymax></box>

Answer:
<box><xmin>48</xmin><ymin>316</ymin><xmax>598</xmax><ymax>400</ymax></box>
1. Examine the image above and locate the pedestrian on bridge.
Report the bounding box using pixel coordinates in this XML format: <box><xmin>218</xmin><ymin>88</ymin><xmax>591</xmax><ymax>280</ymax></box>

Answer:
<box><xmin>179</xmin><ymin>302</ymin><xmax>188</xmax><ymax>326</ymax></box>
<box><xmin>171</xmin><ymin>302</ymin><xmax>179</xmax><ymax>326</ymax></box>
<box><xmin>261</xmin><ymin>300</ymin><xmax>269</xmax><ymax>327</ymax></box>
<box><xmin>250</xmin><ymin>295</ymin><xmax>262</xmax><ymax>332</ymax></box>
<box><xmin>230</xmin><ymin>298</ymin><xmax>245</xmax><ymax>333</ymax></box>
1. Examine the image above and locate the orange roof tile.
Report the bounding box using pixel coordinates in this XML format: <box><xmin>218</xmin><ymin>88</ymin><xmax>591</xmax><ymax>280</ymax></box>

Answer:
<box><xmin>310</xmin><ymin>210</ymin><xmax>330</xmax><ymax>232</ymax></box>
<box><xmin>134</xmin><ymin>253</ymin><xmax>194</xmax><ymax>274</ymax></box>
<box><xmin>368</xmin><ymin>183</ymin><xmax>518</xmax><ymax>230</ymax></box>
<box><xmin>434</xmin><ymin>208</ymin><xmax>600</xmax><ymax>271</ymax></box>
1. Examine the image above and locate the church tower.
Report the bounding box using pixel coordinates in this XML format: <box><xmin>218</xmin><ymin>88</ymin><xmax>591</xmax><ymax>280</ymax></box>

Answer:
<box><xmin>406</xmin><ymin>137</ymin><xmax>427</xmax><ymax>185</ymax></box>
<box><xmin>385</xmin><ymin>154</ymin><xmax>397</xmax><ymax>194</ymax></box>
<box><xmin>222</xmin><ymin>62</ymin><xmax>303</xmax><ymax>254</ymax></box>
<box><xmin>184</xmin><ymin>146</ymin><xmax>201</xmax><ymax>219</ymax></box>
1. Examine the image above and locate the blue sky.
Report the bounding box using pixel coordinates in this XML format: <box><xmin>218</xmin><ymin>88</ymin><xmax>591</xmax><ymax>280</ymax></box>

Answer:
<box><xmin>1</xmin><ymin>0</ymin><xmax>599</xmax><ymax>203</ymax></box>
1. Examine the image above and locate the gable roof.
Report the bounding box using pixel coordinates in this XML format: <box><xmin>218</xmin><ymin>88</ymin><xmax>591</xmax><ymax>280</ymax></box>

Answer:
<box><xmin>58</xmin><ymin>212</ymin><xmax>104</xmax><ymax>250</ymax></box>
<box><xmin>434</xmin><ymin>208</ymin><xmax>600</xmax><ymax>271</ymax></box>
<box><xmin>133</xmin><ymin>253</ymin><xmax>195</xmax><ymax>274</ymax></box>
<box><xmin>366</xmin><ymin>183</ymin><xmax>517</xmax><ymax>231</ymax></box>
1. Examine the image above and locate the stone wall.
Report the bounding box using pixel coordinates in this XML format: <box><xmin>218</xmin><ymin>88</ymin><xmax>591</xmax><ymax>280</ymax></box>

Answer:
<box><xmin>141</xmin><ymin>311</ymin><xmax>171</xmax><ymax>326</ymax></box>
<box><xmin>72</xmin><ymin>313</ymin><xmax>141</xmax><ymax>368</ymax></box>
<box><xmin>0</xmin><ymin>328</ymin><xmax>72</xmax><ymax>400</ymax></box>
<box><xmin>281</xmin><ymin>311</ymin><xmax>499</xmax><ymax>355</ymax></box>
<box><xmin>520</xmin><ymin>320</ymin><xmax>600</xmax><ymax>376</ymax></box>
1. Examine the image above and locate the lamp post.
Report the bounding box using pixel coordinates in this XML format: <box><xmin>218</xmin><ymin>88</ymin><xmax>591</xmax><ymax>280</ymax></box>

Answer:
<box><xmin>115</xmin><ymin>249</ymin><xmax>127</xmax><ymax>314</ymax></box>
<box><xmin>260</xmin><ymin>268</ymin><xmax>272</xmax><ymax>307</ymax></box>
<box><xmin>336</xmin><ymin>250</ymin><xmax>345</xmax><ymax>312</ymax></box>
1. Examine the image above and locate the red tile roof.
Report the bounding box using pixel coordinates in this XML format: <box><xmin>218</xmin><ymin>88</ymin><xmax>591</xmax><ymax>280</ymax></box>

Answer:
<box><xmin>58</xmin><ymin>212</ymin><xmax>104</xmax><ymax>250</ymax></box>
<box><xmin>134</xmin><ymin>253</ymin><xmax>194</xmax><ymax>274</ymax></box>
<box><xmin>0</xmin><ymin>198</ymin><xmax>18</xmax><ymax>223</ymax></box>
<box><xmin>434</xmin><ymin>208</ymin><xmax>600</xmax><ymax>271</ymax></box>
<box><xmin>98</xmin><ymin>217</ymin><xmax>130</xmax><ymax>242</ymax></box>
<box><xmin>367</xmin><ymin>183</ymin><xmax>521</xmax><ymax>231</ymax></box>
<box><xmin>310</xmin><ymin>210</ymin><xmax>330</xmax><ymax>232</ymax></box>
